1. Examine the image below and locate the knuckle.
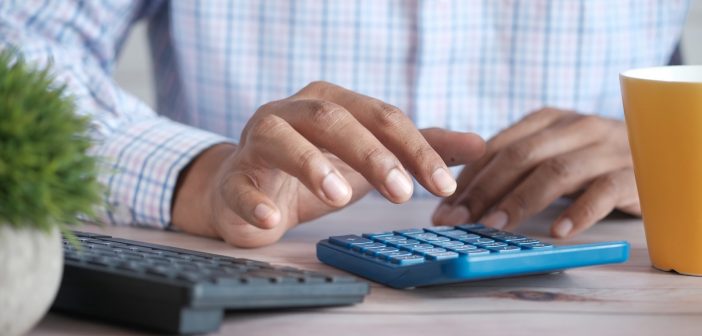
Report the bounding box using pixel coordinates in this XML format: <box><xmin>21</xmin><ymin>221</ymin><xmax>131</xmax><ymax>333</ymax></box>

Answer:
<box><xmin>507</xmin><ymin>192</ymin><xmax>530</xmax><ymax>214</ymax></box>
<box><xmin>501</xmin><ymin>144</ymin><xmax>533</xmax><ymax>164</ymax></box>
<box><xmin>375</xmin><ymin>103</ymin><xmax>406</xmax><ymax>127</ymax></box>
<box><xmin>306</xmin><ymin>100</ymin><xmax>346</xmax><ymax>127</ymax></box>
<box><xmin>542</xmin><ymin>157</ymin><xmax>573</xmax><ymax>180</ymax></box>
<box><xmin>597</xmin><ymin>174</ymin><xmax>620</xmax><ymax>195</ymax></box>
<box><xmin>463</xmin><ymin>185</ymin><xmax>490</xmax><ymax>212</ymax></box>
<box><xmin>576</xmin><ymin>114</ymin><xmax>603</xmax><ymax>129</ymax></box>
<box><xmin>248</xmin><ymin>115</ymin><xmax>284</xmax><ymax>140</ymax></box>
<box><xmin>361</xmin><ymin>146</ymin><xmax>391</xmax><ymax>166</ymax></box>
<box><xmin>295</xmin><ymin>148</ymin><xmax>322</xmax><ymax>174</ymax></box>
<box><xmin>300</xmin><ymin>81</ymin><xmax>334</xmax><ymax>98</ymax></box>
<box><xmin>576</xmin><ymin>201</ymin><xmax>598</xmax><ymax>222</ymax></box>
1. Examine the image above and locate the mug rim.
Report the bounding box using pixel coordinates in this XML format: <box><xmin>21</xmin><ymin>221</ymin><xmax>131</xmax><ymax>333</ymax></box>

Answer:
<box><xmin>620</xmin><ymin>65</ymin><xmax>702</xmax><ymax>84</ymax></box>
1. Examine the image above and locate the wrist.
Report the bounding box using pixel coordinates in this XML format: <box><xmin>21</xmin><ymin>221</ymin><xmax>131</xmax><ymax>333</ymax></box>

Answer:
<box><xmin>172</xmin><ymin>143</ymin><xmax>237</xmax><ymax>236</ymax></box>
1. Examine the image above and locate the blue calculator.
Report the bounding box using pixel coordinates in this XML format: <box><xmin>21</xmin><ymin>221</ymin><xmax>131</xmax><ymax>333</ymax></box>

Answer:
<box><xmin>317</xmin><ymin>224</ymin><xmax>629</xmax><ymax>288</ymax></box>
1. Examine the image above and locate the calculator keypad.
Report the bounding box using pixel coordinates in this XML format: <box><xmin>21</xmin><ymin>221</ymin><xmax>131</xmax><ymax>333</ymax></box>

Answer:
<box><xmin>329</xmin><ymin>224</ymin><xmax>553</xmax><ymax>266</ymax></box>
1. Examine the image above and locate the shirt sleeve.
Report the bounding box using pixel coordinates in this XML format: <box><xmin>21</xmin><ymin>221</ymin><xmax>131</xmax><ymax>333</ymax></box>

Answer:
<box><xmin>0</xmin><ymin>0</ymin><xmax>232</xmax><ymax>228</ymax></box>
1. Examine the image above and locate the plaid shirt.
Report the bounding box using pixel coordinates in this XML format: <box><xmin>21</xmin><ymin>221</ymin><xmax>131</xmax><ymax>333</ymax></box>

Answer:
<box><xmin>0</xmin><ymin>0</ymin><xmax>689</xmax><ymax>229</ymax></box>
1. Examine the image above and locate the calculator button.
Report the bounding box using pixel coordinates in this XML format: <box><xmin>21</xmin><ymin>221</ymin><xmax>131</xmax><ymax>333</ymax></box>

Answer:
<box><xmin>394</xmin><ymin>228</ymin><xmax>425</xmax><ymax>235</ymax></box>
<box><xmin>390</xmin><ymin>239</ymin><xmax>421</xmax><ymax>247</ymax></box>
<box><xmin>408</xmin><ymin>244</ymin><xmax>437</xmax><ymax>251</ymax></box>
<box><xmin>520</xmin><ymin>243</ymin><xmax>553</xmax><ymax>249</ymax></box>
<box><xmin>412</xmin><ymin>233</ymin><xmax>439</xmax><ymax>239</ymax></box>
<box><xmin>373</xmin><ymin>235</ymin><xmax>407</xmax><ymax>244</ymax></box>
<box><xmin>377</xmin><ymin>251</ymin><xmax>412</xmax><ymax>259</ymax></box>
<box><xmin>424</xmin><ymin>251</ymin><xmax>459</xmax><ymax>260</ymax></box>
<box><xmin>330</xmin><ymin>235</ymin><xmax>373</xmax><ymax>248</ymax></box>
<box><xmin>353</xmin><ymin>243</ymin><xmax>387</xmax><ymax>252</ymax></box>
<box><xmin>478</xmin><ymin>242</ymin><xmax>508</xmax><ymax>248</ymax></box>
<box><xmin>362</xmin><ymin>232</ymin><xmax>394</xmax><ymax>238</ymax></box>
<box><xmin>390</xmin><ymin>254</ymin><xmax>425</xmax><ymax>265</ymax></box>
<box><xmin>454</xmin><ymin>234</ymin><xmax>481</xmax><ymax>242</ymax></box>
<box><xmin>484</xmin><ymin>245</ymin><xmax>521</xmax><ymax>253</ymax></box>
<box><xmin>432</xmin><ymin>240</ymin><xmax>465</xmax><ymax>248</ymax></box>
<box><xmin>448</xmin><ymin>244</ymin><xmax>477</xmax><ymax>251</ymax></box>
<box><xmin>500</xmin><ymin>235</ymin><xmax>528</xmax><ymax>242</ymax></box>
<box><xmin>436</xmin><ymin>230</ymin><xmax>468</xmax><ymax>237</ymax></box>
<box><xmin>516</xmin><ymin>239</ymin><xmax>541</xmax><ymax>245</ymax></box>
<box><xmin>457</xmin><ymin>223</ymin><xmax>485</xmax><ymax>231</ymax></box>
<box><xmin>463</xmin><ymin>249</ymin><xmax>491</xmax><ymax>256</ymax></box>
<box><xmin>422</xmin><ymin>236</ymin><xmax>451</xmax><ymax>242</ymax></box>
<box><xmin>415</xmin><ymin>248</ymin><xmax>447</xmax><ymax>256</ymax></box>
<box><xmin>365</xmin><ymin>247</ymin><xmax>399</xmax><ymax>256</ymax></box>
<box><xmin>474</xmin><ymin>238</ymin><xmax>495</xmax><ymax>244</ymax></box>
<box><xmin>424</xmin><ymin>226</ymin><xmax>456</xmax><ymax>233</ymax></box>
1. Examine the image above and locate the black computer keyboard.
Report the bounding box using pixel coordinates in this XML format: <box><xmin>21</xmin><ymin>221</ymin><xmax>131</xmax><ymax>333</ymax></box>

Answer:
<box><xmin>52</xmin><ymin>231</ymin><xmax>369</xmax><ymax>334</ymax></box>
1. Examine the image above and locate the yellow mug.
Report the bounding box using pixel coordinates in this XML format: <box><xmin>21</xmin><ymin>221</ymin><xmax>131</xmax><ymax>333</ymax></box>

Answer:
<box><xmin>620</xmin><ymin>66</ymin><xmax>702</xmax><ymax>276</ymax></box>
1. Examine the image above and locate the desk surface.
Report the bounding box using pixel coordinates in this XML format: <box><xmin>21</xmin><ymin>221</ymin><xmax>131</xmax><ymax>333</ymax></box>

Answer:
<box><xmin>30</xmin><ymin>198</ymin><xmax>702</xmax><ymax>335</ymax></box>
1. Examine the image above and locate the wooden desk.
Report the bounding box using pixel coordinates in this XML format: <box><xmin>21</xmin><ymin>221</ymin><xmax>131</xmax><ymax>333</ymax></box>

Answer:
<box><xmin>30</xmin><ymin>198</ymin><xmax>702</xmax><ymax>335</ymax></box>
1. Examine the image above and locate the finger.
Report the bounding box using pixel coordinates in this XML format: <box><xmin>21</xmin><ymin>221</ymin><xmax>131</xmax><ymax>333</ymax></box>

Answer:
<box><xmin>267</xmin><ymin>99</ymin><xmax>414</xmax><ymax>203</ymax></box>
<box><xmin>440</xmin><ymin>108</ymin><xmax>570</xmax><ymax>207</ymax></box>
<box><xmin>244</xmin><ymin>113</ymin><xmax>353</xmax><ymax>207</ymax></box>
<box><xmin>453</xmin><ymin>115</ymin><xmax>610</xmax><ymax>224</ymax></box>
<box><xmin>420</xmin><ymin>128</ymin><xmax>486</xmax><ymax>166</ymax></box>
<box><xmin>218</xmin><ymin>169</ymin><xmax>282</xmax><ymax>230</ymax></box>
<box><xmin>478</xmin><ymin>144</ymin><xmax>631</xmax><ymax>230</ymax></box>
<box><xmin>298</xmin><ymin>82</ymin><xmax>457</xmax><ymax>197</ymax></box>
<box><xmin>551</xmin><ymin>169</ymin><xmax>637</xmax><ymax>238</ymax></box>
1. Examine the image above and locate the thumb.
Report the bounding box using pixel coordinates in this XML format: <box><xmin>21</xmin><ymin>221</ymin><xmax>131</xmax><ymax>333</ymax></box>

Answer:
<box><xmin>420</xmin><ymin>127</ymin><xmax>486</xmax><ymax>167</ymax></box>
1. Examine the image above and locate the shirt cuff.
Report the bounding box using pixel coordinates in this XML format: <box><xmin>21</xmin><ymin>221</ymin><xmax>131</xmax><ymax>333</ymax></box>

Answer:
<box><xmin>93</xmin><ymin>116</ymin><xmax>231</xmax><ymax>228</ymax></box>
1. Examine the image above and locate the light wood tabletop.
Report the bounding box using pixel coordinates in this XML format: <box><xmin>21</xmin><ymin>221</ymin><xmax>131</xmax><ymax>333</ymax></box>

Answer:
<box><xmin>30</xmin><ymin>197</ymin><xmax>702</xmax><ymax>336</ymax></box>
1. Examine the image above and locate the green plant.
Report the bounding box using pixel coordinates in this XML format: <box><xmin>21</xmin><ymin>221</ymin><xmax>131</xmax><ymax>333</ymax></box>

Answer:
<box><xmin>0</xmin><ymin>50</ymin><xmax>101</xmax><ymax>232</ymax></box>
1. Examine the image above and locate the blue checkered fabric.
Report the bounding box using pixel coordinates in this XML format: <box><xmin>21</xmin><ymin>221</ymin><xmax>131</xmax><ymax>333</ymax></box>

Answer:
<box><xmin>0</xmin><ymin>0</ymin><xmax>690</xmax><ymax>228</ymax></box>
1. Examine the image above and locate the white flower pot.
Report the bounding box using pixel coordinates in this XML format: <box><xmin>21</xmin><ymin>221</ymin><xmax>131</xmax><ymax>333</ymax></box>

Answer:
<box><xmin>0</xmin><ymin>225</ymin><xmax>63</xmax><ymax>336</ymax></box>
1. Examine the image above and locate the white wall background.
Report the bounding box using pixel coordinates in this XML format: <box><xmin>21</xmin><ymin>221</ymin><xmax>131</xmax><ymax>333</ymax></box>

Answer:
<box><xmin>115</xmin><ymin>0</ymin><xmax>702</xmax><ymax>109</ymax></box>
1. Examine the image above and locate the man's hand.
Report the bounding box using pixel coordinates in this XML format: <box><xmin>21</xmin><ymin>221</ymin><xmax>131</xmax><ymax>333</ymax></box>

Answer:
<box><xmin>173</xmin><ymin>81</ymin><xmax>486</xmax><ymax>247</ymax></box>
<box><xmin>432</xmin><ymin>108</ymin><xmax>641</xmax><ymax>238</ymax></box>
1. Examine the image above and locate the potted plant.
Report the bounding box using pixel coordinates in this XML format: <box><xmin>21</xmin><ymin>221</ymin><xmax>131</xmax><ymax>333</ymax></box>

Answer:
<box><xmin>0</xmin><ymin>50</ymin><xmax>102</xmax><ymax>336</ymax></box>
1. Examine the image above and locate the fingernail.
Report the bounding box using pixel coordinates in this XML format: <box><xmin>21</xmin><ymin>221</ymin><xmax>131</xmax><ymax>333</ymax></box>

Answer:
<box><xmin>431</xmin><ymin>168</ymin><xmax>456</xmax><ymax>194</ymax></box>
<box><xmin>432</xmin><ymin>204</ymin><xmax>452</xmax><ymax>223</ymax></box>
<box><xmin>322</xmin><ymin>172</ymin><xmax>350</xmax><ymax>202</ymax></box>
<box><xmin>448</xmin><ymin>206</ymin><xmax>471</xmax><ymax>224</ymax></box>
<box><xmin>385</xmin><ymin>168</ymin><xmax>413</xmax><ymax>199</ymax></box>
<box><xmin>481</xmin><ymin>211</ymin><xmax>508</xmax><ymax>230</ymax></box>
<box><xmin>254</xmin><ymin>203</ymin><xmax>275</xmax><ymax>221</ymax></box>
<box><xmin>554</xmin><ymin>218</ymin><xmax>573</xmax><ymax>238</ymax></box>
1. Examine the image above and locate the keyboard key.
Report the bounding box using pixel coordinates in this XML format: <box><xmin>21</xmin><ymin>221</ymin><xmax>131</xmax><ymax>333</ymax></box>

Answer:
<box><xmin>329</xmin><ymin>235</ymin><xmax>373</xmax><ymax>248</ymax></box>
<box><xmin>389</xmin><ymin>254</ymin><xmax>425</xmax><ymax>265</ymax></box>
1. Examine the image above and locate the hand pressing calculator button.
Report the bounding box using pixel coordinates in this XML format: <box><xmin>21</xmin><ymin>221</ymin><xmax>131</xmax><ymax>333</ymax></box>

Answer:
<box><xmin>317</xmin><ymin>224</ymin><xmax>629</xmax><ymax>288</ymax></box>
